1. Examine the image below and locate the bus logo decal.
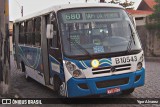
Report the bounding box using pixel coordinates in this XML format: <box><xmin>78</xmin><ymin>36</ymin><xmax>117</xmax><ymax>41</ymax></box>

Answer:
<box><xmin>110</xmin><ymin>66</ymin><xmax>116</xmax><ymax>72</ymax></box>
<box><xmin>91</xmin><ymin>59</ymin><xmax>100</xmax><ymax>68</ymax></box>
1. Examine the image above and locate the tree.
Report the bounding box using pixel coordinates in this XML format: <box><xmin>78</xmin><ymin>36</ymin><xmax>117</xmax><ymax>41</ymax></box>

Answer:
<box><xmin>145</xmin><ymin>0</ymin><xmax>160</xmax><ymax>56</ymax></box>
<box><xmin>109</xmin><ymin>0</ymin><xmax>120</xmax><ymax>4</ymax></box>
<box><xmin>0</xmin><ymin>0</ymin><xmax>10</xmax><ymax>95</ymax></box>
<box><xmin>100</xmin><ymin>0</ymin><xmax>106</xmax><ymax>3</ymax></box>
<box><xmin>146</xmin><ymin>0</ymin><xmax>160</xmax><ymax>30</ymax></box>
<box><xmin>108</xmin><ymin>0</ymin><xmax>134</xmax><ymax>9</ymax></box>
<box><xmin>119</xmin><ymin>0</ymin><xmax>134</xmax><ymax>9</ymax></box>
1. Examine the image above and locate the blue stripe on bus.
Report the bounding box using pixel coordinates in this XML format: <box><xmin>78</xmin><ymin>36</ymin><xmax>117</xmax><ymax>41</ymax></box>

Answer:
<box><xmin>49</xmin><ymin>55</ymin><xmax>65</xmax><ymax>82</ymax></box>
<box><xmin>18</xmin><ymin>45</ymin><xmax>42</xmax><ymax>71</ymax></box>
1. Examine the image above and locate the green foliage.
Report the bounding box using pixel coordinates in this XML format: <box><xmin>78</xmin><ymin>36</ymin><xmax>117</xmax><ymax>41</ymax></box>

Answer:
<box><xmin>146</xmin><ymin>0</ymin><xmax>160</xmax><ymax>30</ymax></box>
<box><xmin>119</xmin><ymin>0</ymin><xmax>134</xmax><ymax>8</ymax></box>
<box><xmin>109</xmin><ymin>0</ymin><xmax>120</xmax><ymax>4</ymax></box>
<box><xmin>100</xmin><ymin>0</ymin><xmax>106</xmax><ymax>2</ymax></box>
<box><xmin>146</xmin><ymin>23</ymin><xmax>160</xmax><ymax>30</ymax></box>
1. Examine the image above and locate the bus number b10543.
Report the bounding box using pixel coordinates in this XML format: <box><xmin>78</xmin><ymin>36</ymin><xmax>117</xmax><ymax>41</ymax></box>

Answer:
<box><xmin>115</xmin><ymin>56</ymin><xmax>137</xmax><ymax>64</ymax></box>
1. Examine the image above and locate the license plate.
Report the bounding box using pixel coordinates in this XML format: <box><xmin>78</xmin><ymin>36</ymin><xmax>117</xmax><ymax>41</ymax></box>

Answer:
<box><xmin>107</xmin><ymin>87</ymin><xmax>121</xmax><ymax>94</ymax></box>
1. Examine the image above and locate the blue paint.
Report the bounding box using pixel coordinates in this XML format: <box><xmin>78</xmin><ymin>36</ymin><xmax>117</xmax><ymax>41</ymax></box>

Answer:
<box><xmin>49</xmin><ymin>55</ymin><xmax>65</xmax><ymax>82</ymax></box>
<box><xmin>67</xmin><ymin>68</ymin><xmax>145</xmax><ymax>97</ymax></box>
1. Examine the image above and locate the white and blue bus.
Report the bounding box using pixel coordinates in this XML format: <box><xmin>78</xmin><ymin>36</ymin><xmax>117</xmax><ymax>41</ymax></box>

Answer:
<box><xmin>13</xmin><ymin>3</ymin><xmax>145</xmax><ymax>97</ymax></box>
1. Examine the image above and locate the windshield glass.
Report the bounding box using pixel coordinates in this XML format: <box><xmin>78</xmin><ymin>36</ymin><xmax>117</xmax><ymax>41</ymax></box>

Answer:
<box><xmin>58</xmin><ymin>8</ymin><xmax>141</xmax><ymax>57</ymax></box>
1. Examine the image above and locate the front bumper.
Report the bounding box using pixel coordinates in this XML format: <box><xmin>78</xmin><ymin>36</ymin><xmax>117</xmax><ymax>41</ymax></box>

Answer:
<box><xmin>67</xmin><ymin>68</ymin><xmax>145</xmax><ymax>97</ymax></box>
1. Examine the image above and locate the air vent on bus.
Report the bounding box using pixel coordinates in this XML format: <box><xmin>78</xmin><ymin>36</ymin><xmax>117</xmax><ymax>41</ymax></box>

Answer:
<box><xmin>96</xmin><ymin>77</ymin><xmax>129</xmax><ymax>88</ymax></box>
<box><xmin>92</xmin><ymin>64</ymin><xmax>131</xmax><ymax>75</ymax></box>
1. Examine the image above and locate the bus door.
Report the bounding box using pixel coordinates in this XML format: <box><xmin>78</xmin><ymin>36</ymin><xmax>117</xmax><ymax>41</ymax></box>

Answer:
<box><xmin>46</xmin><ymin>13</ymin><xmax>63</xmax><ymax>85</ymax></box>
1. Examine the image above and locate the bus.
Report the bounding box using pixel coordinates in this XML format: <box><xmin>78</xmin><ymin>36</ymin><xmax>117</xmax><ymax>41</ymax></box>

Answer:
<box><xmin>13</xmin><ymin>3</ymin><xmax>145</xmax><ymax>98</ymax></box>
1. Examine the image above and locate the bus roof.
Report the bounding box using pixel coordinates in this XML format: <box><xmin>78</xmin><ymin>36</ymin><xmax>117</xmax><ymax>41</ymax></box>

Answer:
<box><xmin>14</xmin><ymin>3</ymin><xmax>124</xmax><ymax>23</ymax></box>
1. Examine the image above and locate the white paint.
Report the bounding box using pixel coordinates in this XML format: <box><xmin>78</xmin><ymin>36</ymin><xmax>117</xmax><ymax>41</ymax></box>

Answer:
<box><xmin>83</xmin><ymin>68</ymin><xmax>94</xmax><ymax>78</ymax></box>
<box><xmin>63</xmin><ymin>62</ymin><xmax>72</xmax><ymax>82</ymax></box>
<box><xmin>82</xmin><ymin>51</ymin><xmax>144</xmax><ymax>78</ymax></box>
<box><xmin>51</xmin><ymin>63</ymin><xmax>60</xmax><ymax>73</ymax></box>
<box><xmin>25</xmin><ymin>66</ymin><xmax>45</xmax><ymax>85</ymax></box>
<box><xmin>63</xmin><ymin>61</ymin><xmax>72</xmax><ymax>97</ymax></box>
<box><xmin>14</xmin><ymin>3</ymin><xmax>123</xmax><ymax>22</ymax></box>
<box><xmin>9</xmin><ymin>0</ymin><xmax>141</xmax><ymax>21</ymax></box>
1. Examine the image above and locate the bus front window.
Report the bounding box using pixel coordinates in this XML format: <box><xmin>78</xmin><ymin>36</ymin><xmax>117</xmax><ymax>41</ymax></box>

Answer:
<box><xmin>58</xmin><ymin>8</ymin><xmax>142</xmax><ymax>58</ymax></box>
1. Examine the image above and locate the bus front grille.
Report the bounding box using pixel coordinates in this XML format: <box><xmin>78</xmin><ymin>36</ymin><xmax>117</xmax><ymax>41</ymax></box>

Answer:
<box><xmin>92</xmin><ymin>64</ymin><xmax>131</xmax><ymax>75</ymax></box>
<box><xmin>96</xmin><ymin>77</ymin><xmax>129</xmax><ymax>88</ymax></box>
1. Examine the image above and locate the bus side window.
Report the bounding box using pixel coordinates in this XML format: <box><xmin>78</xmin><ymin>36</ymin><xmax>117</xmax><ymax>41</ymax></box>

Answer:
<box><xmin>34</xmin><ymin>17</ymin><xmax>41</xmax><ymax>46</ymax></box>
<box><xmin>13</xmin><ymin>24</ymin><xmax>15</xmax><ymax>44</ymax></box>
<box><xmin>26</xmin><ymin>20</ymin><xmax>34</xmax><ymax>45</ymax></box>
<box><xmin>52</xmin><ymin>20</ymin><xmax>58</xmax><ymax>48</ymax></box>
<box><xmin>19</xmin><ymin>22</ymin><xmax>25</xmax><ymax>44</ymax></box>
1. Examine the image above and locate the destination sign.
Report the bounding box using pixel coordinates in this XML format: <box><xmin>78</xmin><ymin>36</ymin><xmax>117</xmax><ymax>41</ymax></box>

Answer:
<box><xmin>62</xmin><ymin>11</ymin><xmax>121</xmax><ymax>23</ymax></box>
<box><xmin>85</xmin><ymin>12</ymin><xmax>120</xmax><ymax>20</ymax></box>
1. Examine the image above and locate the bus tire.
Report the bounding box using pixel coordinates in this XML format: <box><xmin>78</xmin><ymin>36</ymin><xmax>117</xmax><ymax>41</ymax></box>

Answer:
<box><xmin>53</xmin><ymin>76</ymin><xmax>62</xmax><ymax>96</ymax></box>
<box><xmin>21</xmin><ymin>62</ymin><xmax>25</xmax><ymax>72</ymax></box>
<box><xmin>122</xmin><ymin>88</ymin><xmax>135</xmax><ymax>95</ymax></box>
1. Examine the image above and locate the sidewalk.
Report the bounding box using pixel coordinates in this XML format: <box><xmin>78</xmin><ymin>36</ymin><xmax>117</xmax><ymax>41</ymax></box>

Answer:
<box><xmin>145</xmin><ymin>57</ymin><xmax>160</xmax><ymax>62</ymax></box>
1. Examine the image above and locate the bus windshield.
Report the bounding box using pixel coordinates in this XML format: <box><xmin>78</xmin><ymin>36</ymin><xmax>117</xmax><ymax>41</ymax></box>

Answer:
<box><xmin>58</xmin><ymin>7</ymin><xmax>142</xmax><ymax>58</ymax></box>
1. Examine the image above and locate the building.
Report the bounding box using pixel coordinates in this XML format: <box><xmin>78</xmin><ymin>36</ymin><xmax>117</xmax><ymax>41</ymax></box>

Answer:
<box><xmin>137</xmin><ymin>0</ymin><xmax>157</xmax><ymax>11</ymax></box>
<box><xmin>126</xmin><ymin>0</ymin><xmax>156</xmax><ymax>26</ymax></box>
<box><xmin>126</xmin><ymin>9</ymin><xmax>153</xmax><ymax>26</ymax></box>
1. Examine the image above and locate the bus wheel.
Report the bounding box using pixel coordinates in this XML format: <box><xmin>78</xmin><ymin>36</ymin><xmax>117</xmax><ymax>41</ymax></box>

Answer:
<box><xmin>53</xmin><ymin>76</ymin><xmax>62</xmax><ymax>96</ymax></box>
<box><xmin>122</xmin><ymin>88</ymin><xmax>135</xmax><ymax>95</ymax></box>
<box><xmin>21</xmin><ymin>62</ymin><xmax>25</xmax><ymax>72</ymax></box>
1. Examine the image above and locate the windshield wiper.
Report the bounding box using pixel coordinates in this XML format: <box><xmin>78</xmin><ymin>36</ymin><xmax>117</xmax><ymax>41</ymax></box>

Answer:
<box><xmin>67</xmin><ymin>38</ymin><xmax>92</xmax><ymax>58</ymax></box>
<box><xmin>67</xmin><ymin>26</ymin><xmax>92</xmax><ymax>58</ymax></box>
<box><xmin>127</xmin><ymin>23</ymin><xmax>136</xmax><ymax>53</ymax></box>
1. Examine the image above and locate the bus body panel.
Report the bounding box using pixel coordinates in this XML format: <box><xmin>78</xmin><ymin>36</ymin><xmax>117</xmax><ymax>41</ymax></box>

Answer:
<box><xmin>66</xmin><ymin>68</ymin><xmax>145</xmax><ymax>97</ymax></box>
<box><xmin>18</xmin><ymin>45</ymin><xmax>45</xmax><ymax>85</ymax></box>
<box><xmin>48</xmin><ymin>55</ymin><xmax>65</xmax><ymax>83</ymax></box>
<box><xmin>63</xmin><ymin>51</ymin><xmax>144</xmax><ymax>78</ymax></box>
<box><xmin>13</xmin><ymin>3</ymin><xmax>145</xmax><ymax>98</ymax></box>
<box><xmin>63</xmin><ymin>51</ymin><xmax>145</xmax><ymax>97</ymax></box>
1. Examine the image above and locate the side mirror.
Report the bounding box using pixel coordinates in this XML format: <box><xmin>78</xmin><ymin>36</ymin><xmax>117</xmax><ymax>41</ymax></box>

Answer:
<box><xmin>46</xmin><ymin>24</ymin><xmax>54</xmax><ymax>39</ymax></box>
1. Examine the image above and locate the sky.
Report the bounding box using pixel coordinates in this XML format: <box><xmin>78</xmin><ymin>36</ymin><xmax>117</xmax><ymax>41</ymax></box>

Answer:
<box><xmin>9</xmin><ymin>0</ymin><xmax>142</xmax><ymax>21</ymax></box>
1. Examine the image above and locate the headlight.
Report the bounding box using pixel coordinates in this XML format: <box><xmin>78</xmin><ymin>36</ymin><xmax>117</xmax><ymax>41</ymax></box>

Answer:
<box><xmin>137</xmin><ymin>62</ymin><xmax>142</xmax><ymax>70</ymax></box>
<box><xmin>65</xmin><ymin>61</ymin><xmax>85</xmax><ymax>78</ymax></box>
<box><xmin>66</xmin><ymin>61</ymin><xmax>76</xmax><ymax>71</ymax></box>
<box><xmin>73</xmin><ymin>69</ymin><xmax>81</xmax><ymax>77</ymax></box>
